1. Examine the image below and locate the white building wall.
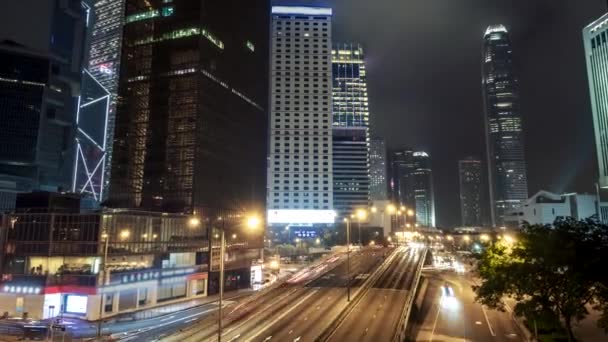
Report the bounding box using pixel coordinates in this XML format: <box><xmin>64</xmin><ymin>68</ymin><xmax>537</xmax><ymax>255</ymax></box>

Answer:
<box><xmin>267</xmin><ymin>6</ymin><xmax>334</xmax><ymax>218</ymax></box>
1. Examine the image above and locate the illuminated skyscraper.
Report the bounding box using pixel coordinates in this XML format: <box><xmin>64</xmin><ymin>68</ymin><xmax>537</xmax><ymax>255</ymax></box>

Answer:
<box><xmin>583</xmin><ymin>15</ymin><xmax>608</xmax><ymax>222</ymax></box>
<box><xmin>87</xmin><ymin>0</ymin><xmax>125</xmax><ymax>198</ymax></box>
<box><xmin>482</xmin><ymin>25</ymin><xmax>528</xmax><ymax>226</ymax></box>
<box><xmin>267</xmin><ymin>5</ymin><xmax>336</xmax><ymax>228</ymax></box>
<box><xmin>370</xmin><ymin>138</ymin><xmax>388</xmax><ymax>201</ymax></box>
<box><xmin>458</xmin><ymin>157</ymin><xmax>483</xmax><ymax>227</ymax></box>
<box><xmin>332</xmin><ymin>43</ymin><xmax>370</xmax><ymax>218</ymax></box>
<box><xmin>410</xmin><ymin>152</ymin><xmax>435</xmax><ymax>227</ymax></box>
<box><xmin>110</xmin><ymin>0</ymin><xmax>269</xmax><ymax>292</ymax></box>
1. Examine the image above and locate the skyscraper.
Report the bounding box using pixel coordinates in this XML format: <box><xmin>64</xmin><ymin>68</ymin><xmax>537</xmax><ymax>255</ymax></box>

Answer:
<box><xmin>458</xmin><ymin>157</ymin><xmax>483</xmax><ymax>227</ymax></box>
<box><xmin>482</xmin><ymin>25</ymin><xmax>528</xmax><ymax>226</ymax></box>
<box><xmin>332</xmin><ymin>43</ymin><xmax>370</xmax><ymax>218</ymax></box>
<box><xmin>267</xmin><ymin>5</ymin><xmax>336</xmax><ymax>228</ymax></box>
<box><xmin>370</xmin><ymin>138</ymin><xmax>388</xmax><ymax>201</ymax></box>
<box><xmin>110</xmin><ymin>0</ymin><xmax>268</xmax><ymax>291</ymax></box>
<box><xmin>410</xmin><ymin>151</ymin><xmax>435</xmax><ymax>227</ymax></box>
<box><xmin>583</xmin><ymin>13</ymin><xmax>608</xmax><ymax>222</ymax></box>
<box><xmin>87</xmin><ymin>0</ymin><xmax>126</xmax><ymax>198</ymax></box>
<box><xmin>0</xmin><ymin>0</ymin><xmax>87</xmax><ymax>209</ymax></box>
<box><xmin>389</xmin><ymin>148</ymin><xmax>415</xmax><ymax>206</ymax></box>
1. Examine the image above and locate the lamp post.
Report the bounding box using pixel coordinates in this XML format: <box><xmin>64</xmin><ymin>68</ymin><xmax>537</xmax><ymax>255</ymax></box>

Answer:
<box><xmin>97</xmin><ymin>229</ymin><xmax>129</xmax><ymax>338</ymax></box>
<box><xmin>216</xmin><ymin>213</ymin><xmax>261</xmax><ymax>342</ymax></box>
<box><xmin>343</xmin><ymin>217</ymin><xmax>351</xmax><ymax>302</ymax></box>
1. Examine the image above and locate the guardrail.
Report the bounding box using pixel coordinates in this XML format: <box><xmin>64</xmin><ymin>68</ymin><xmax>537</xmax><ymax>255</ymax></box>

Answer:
<box><xmin>392</xmin><ymin>247</ymin><xmax>427</xmax><ymax>342</ymax></box>
<box><xmin>315</xmin><ymin>247</ymin><xmax>400</xmax><ymax>342</ymax></box>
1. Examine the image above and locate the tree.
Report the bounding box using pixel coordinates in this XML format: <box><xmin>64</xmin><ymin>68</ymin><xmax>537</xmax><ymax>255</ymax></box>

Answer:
<box><xmin>474</xmin><ymin>218</ymin><xmax>608</xmax><ymax>341</ymax></box>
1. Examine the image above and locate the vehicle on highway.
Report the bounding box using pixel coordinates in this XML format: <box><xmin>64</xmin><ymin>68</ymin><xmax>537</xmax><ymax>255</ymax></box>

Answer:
<box><xmin>442</xmin><ymin>284</ymin><xmax>454</xmax><ymax>297</ymax></box>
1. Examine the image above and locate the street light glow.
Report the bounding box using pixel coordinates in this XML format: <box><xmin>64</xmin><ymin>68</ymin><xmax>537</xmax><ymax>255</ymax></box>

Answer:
<box><xmin>371</xmin><ymin>206</ymin><xmax>377</xmax><ymax>213</ymax></box>
<box><xmin>386</xmin><ymin>204</ymin><xmax>396</xmax><ymax>214</ymax></box>
<box><xmin>480</xmin><ymin>234</ymin><xmax>490</xmax><ymax>242</ymax></box>
<box><xmin>407</xmin><ymin>209</ymin><xmax>415</xmax><ymax>217</ymax></box>
<box><xmin>120</xmin><ymin>230</ymin><xmax>130</xmax><ymax>240</ymax></box>
<box><xmin>503</xmin><ymin>235</ymin><xmax>515</xmax><ymax>244</ymax></box>
<box><xmin>189</xmin><ymin>217</ymin><xmax>201</xmax><ymax>227</ymax></box>
<box><xmin>246</xmin><ymin>215</ymin><xmax>261</xmax><ymax>229</ymax></box>
<box><xmin>356</xmin><ymin>209</ymin><xmax>367</xmax><ymax>220</ymax></box>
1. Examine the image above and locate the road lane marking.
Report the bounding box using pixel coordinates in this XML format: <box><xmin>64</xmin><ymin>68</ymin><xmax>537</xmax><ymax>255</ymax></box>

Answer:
<box><xmin>481</xmin><ymin>305</ymin><xmax>496</xmax><ymax>337</ymax></box>
<box><xmin>475</xmin><ymin>321</ymin><xmax>482</xmax><ymax>325</ymax></box>
<box><xmin>294</xmin><ymin>337</ymin><xmax>301</xmax><ymax>342</ymax></box>
<box><xmin>160</xmin><ymin>315</ymin><xmax>176</xmax><ymax>322</ymax></box>
<box><xmin>247</xmin><ymin>289</ymin><xmax>319</xmax><ymax>341</ymax></box>
<box><xmin>228</xmin><ymin>334</ymin><xmax>240</xmax><ymax>341</ymax></box>
<box><xmin>288</xmin><ymin>330</ymin><xmax>293</xmax><ymax>334</ymax></box>
<box><xmin>263</xmin><ymin>336</ymin><xmax>272</xmax><ymax>341</ymax></box>
<box><xmin>429</xmin><ymin>296</ymin><xmax>442</xmax><ymax>342</ymax></box>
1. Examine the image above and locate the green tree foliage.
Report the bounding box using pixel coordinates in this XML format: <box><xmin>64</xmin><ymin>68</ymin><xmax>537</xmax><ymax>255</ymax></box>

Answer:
<box><xmin>474</xmin><ymin>218</ymin><xmax>608</xmax><ymax>341</ymax></box>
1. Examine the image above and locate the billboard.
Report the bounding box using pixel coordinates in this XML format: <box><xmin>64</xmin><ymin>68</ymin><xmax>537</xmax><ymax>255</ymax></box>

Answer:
<box><xmin>267</xmin><ymin>210</ymin><xmax>336</xmax><ymax>224</ymax></box>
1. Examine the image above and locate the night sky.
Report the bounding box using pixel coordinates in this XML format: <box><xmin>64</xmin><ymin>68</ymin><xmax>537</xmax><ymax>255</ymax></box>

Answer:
<box><xmin>327</xmin><ymin>0</ymin><xmax>606</xmax><ymax>227</ymax></box>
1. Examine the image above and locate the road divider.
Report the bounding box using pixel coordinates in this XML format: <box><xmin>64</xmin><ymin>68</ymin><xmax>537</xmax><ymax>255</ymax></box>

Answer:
<box><xmin>392</xmin><ymin>247</ymin><xmax>427</xmax><ymax>342</ymax></box>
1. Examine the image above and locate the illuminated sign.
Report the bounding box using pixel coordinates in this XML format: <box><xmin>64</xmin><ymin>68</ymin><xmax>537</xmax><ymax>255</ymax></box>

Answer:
<box><xmin>294</xmin><ymin>229</ymin><xmax>318</xmax><ymax>238</ymax></box>
<box><xmin>271</xmin><ymin>6</ymin><xmax>332</xmax><ymax>16</ymax></box>
<box><xmin>65</xmin><ymin>295</ymin><xmax>88</xmax><ymax>314</ymax></box>
<box><xmin>267</xmin><ymin>210</ymin><xmax>336</xmax><ymax>224</ymax></box>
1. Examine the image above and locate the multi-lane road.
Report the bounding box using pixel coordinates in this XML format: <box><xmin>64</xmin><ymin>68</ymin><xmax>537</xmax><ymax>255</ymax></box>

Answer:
<box><xmin>325</xmin><ymin>246</ymin><xmax>424</xmax><ymax>342</ymax></box>
<box><xmin>159</xmin><ymin>247</ymin><xmax>390</xmax><ymax>342</ymax></box>
<box><xmin>412</xmin><ymin>264</ymin><xmax>525</xmax><ymax>341</ymax></box>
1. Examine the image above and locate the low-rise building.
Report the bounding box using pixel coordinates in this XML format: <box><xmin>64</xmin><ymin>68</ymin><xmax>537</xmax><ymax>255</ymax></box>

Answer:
<box><xmin>504</xmin><ymin>190</ymin><xmax>604</xmax><ymax>227</ymax></box>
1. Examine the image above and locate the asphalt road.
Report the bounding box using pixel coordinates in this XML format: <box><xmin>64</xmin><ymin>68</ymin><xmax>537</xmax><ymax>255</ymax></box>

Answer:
<box><xmin>326</xmin><ymin>246</ymin><xmax>424</xmax><ymax>342</ymax></box>
<box><xmin>212</xmin><ymin>247</ymin><xmax>390</xmax><ymax>342</ymax></box>
<box><xmin>413</xmin><ymin>269</ymin><xmax>524</xmax><ymax>342</ymax></box>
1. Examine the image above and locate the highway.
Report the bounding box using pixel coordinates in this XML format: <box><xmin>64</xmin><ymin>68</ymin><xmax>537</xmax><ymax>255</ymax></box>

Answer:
<box><xmin>158</xmin><ymin>247</ymin><xmax>389</xmax><ymax>342</ymax></box>
<box><xmin>412</xmin><ymin>268</ymin><xmax>525</xmax><ymax>341</ymax></box>
<box><xmin>326</xmin><ymin>246</ymin><xmax>423</xmax><ymax>342</ymax></box>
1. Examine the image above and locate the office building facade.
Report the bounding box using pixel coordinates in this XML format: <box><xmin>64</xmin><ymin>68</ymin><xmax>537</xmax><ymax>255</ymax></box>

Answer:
<box><xmin>389</xmin><ymin>148</ymin><xmax>415</xmax><ymax>206</ymax></box>
<box><xmin>332</xmin><ymin>43</ymin><xmax>370</xmax><ymax>218</ymax></box>
<box><xmin>87</xmin><ymin>0</ymin><xmax>126</xmax><ymax>198</ymax></box>
<box><xmin>482</xmin><ymin>25</ymin><xmax>528</xmax><ymax>226</ymax></box>
<box><xmin>410</xmin><ymin>152</ymin><xmax>435</xmax><ymax>227</ymax></box>
<box><xmin>458</xmin><ymin>157</ymin><xmax>483</xmax><ymax>227</ymax></box>
<box><xmin>370</xmin><ymin>138</ymin><xmax>388</xmax><ymax>201</ymax></box>
<box><xmin>109</xmin><ymin>0</ymin><xmax>268</xmax><ymax>290</ymax></box>
<box><xmin>0</xmin><ymin>0</ymin><xmax>87</xmax><ymax>210</ymax></box>
<box><xmin>267</xmin><ymin>6</ymin><xmax>336</xmax><ymax>229</ymax></box>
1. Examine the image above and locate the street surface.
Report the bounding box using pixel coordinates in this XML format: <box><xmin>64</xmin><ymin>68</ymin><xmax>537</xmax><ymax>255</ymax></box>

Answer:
<box><xmin>412</xmin><ymin>267</ymin><xmax>524</xmax><ymax>341</ymax></box>
<box><xmin>161</xmin><ymin>247</ymin><xmax>389</xmax><ymax>342</ymax></box>
<box><xmin>326</xmin><ymin>246</ymin><xmax>422</xmax><ymax>342</ymax></box>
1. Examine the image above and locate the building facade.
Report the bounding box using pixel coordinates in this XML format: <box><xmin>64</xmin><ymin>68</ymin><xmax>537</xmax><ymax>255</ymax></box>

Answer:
<box><xmin>0</xmin><ymin>0</ymin><xmax>87</xmax><ymax>210</ymax></box>
<box><xmin>370</xmin><ymin>138</ymin><xmax>388</xmax><ymax>201</ymax></box>
<box><xmin>0</xmin><ymin>208</ymin><xmax>210</xmax><ymax>320</ymax></box>
<box><xmin>389</xmin><ymin>148</ymin><xmax>415</xmax><ymax>206</ymax></box>
<box><xmin>458</xmin><ymin>157</ymin><xmax>483</xmax><ymax>227</ymax></box>
<box><xmin>73</xmin><ymin>70</ymin><xmax>110</xmax><ymax>204</ymax></box>
<box><xmin>332</xmin><ymin>43</ymin><xmax>370</xmax><ymax>218</ymax></box>
<box><xmin>109</xmin><ymin>0</ymin><xmax>268</xmax><ymax>290</ymax></box>
<box><xmin>267</xmin><ymin>5</ymin><xmax>335</xmax><ymax>230</ymax></box>
<box><xmin>504</xmin><ymin>191</ymin><xmax>605</xmax><ymax>227</ymax></box>
<box><xmin>410</xmin><ymin>152</ymin><xmax>435</xmax><ymax>228</ymax></box>
<box><xmin>87</xmin><ymin>0</ymin><xmax>126</xmax><ymax>199</ymax></box>
<box><xmin>482</xmin><ymin>25</ymin><xmax>528</xmax><ymax>226</ymax></box>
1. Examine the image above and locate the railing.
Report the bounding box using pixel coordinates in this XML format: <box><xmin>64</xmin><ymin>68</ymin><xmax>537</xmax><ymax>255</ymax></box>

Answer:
<box><xmin>392</xmin><ymin>247</ymin><xmax>427</xmax><ymax>342</ymax></box>
<box><xmin>2</xmin><ymin>273</ymin><xmax>98</xmax><ymax>287</ymax></box>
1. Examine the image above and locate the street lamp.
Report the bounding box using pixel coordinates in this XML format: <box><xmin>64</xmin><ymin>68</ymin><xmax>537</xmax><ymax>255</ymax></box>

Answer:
<box><xmin>189</xmin><ymin>217</ymin><xmax>201</xmax><ymax>228</ymax></box>
<box><xmin>343</xmin><ymin>217</ymin><xmax>352</xmax><ymax>302</ymax></box>
<box><xmin>216</xmin><ymin>213</ymin><xmax>261</xmax><ymax>342</ymax></box>
<box><xmin>480</xmin><ymin>234</ymin><xmax>490</xmax><ymax>242</ymax></box>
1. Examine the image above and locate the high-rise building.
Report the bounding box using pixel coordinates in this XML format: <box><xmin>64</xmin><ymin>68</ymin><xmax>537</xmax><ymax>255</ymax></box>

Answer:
<box><xmin>267</xmin><ymin>5</ymin><xmax>336</xmax><ymax>229</ymax></box>
<box><xmin>482</xmin><ymin>25</ymin><xmax>528</xmax><ymax>226</ymax></box>
<box><xmin>410</xmin><ymin>151</ymin><xmax>435</xmax><ymax>227</ymax></box>
<box><xmin>332</xmin><ymin>43</ymin><xmax>370</xmax><ymax>218</ymax></box>
<box><xmin>389</xmin><ymin>148</ymin><xmax>415</xmax><ymax>206</ymax></box>
<box><xmin>370</xmin><ymin>138</ymin><xmax>388</xmax><ymax>201</ymax></box>
<box><xmin>458</xmin><ymin>157</ymin><xmax>483</xmax><ymax>227</ymax></box>
<box><xmin>87</xmin><ymin>0</ymin><xmax>126</xmax><ymax>197</ymax></box>
<box><xmin>73</xmin><ymin>70</ymin><xmax>110</xmax><ymax>204</ymax></box>
<box><xmin>109</xmin><ymin>0</ymin><xmax>268</xmax><ymax>292</ymax></box>
<box><xmin>0</xmin><ymin>0</ymin><xmax>87</xmax><ymax>210</ymax></box>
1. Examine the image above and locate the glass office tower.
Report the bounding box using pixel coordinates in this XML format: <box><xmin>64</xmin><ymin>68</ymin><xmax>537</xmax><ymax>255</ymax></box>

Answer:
<box><xmin>482</xmin><ymin>25</ymin><xmax>528</xmax><ymax>226</ymax></box>
<box><xmin>458</xmin><ymin>157</ymin><xmax>483</xmax><ymax>227</ymax></box>
<box><xmin>332</xmin><ymin>43</ymin><xmax>370</xmax><ymax>218</ymax></box>
<box><xmin>110</xmin><ymin>0</ymin><xmax>268</xmax><ymax>292</ymax></box>
<box><xmin>370</xmin><ymin>138</ymin><xmax>388</xmax><ymax>201</ymax></box>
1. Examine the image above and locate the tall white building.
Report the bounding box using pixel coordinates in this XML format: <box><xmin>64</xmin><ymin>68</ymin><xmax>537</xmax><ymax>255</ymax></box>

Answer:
<box><xmin>584</xmin><ymin>15</ymin><xmax>608</xmax><ymax>189</ymax></box>
<box><xmin>267</xmin><ymin>6</ymin><xmax>335</xmax><ymax>228</ymax></box>
<box><xmin>370</xmin><ymin>138</ymin><xmax>388</xmax><ymax>201</ymax></box>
